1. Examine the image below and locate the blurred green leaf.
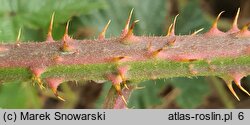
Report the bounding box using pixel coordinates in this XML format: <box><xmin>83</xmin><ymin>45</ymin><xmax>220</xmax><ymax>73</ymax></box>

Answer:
<box><xmin>95</xmin><ymin>82</ymin><xmax>112</xmax><ymax>108</ymax></box>
<box><xmin>0</xmin><ymin>81</ymin><xmax>42</xmax><ymax>108</ymax></box>
<box><xmin>171</xmin><ymin>77</ymin><xmax>210</xmax><ymax>108</ymax></box>
<box><xmin>128</xmin><ymin>79</ymin><xmax>168</xmax><ymax>108</ymax></box>
<box><xmin>0</xmin><ymin>0</ymin><xmax>102</xmax><ymax>42</ymax></box>
<box><xmin>78</xmin><ymin>0</ymin><xmax>167</xmax><ymax>37</ymax></box>
<box><xmin>176</xmin><ymin>0</ymin><xmax>211</xmax><ymax>34</ymax></box>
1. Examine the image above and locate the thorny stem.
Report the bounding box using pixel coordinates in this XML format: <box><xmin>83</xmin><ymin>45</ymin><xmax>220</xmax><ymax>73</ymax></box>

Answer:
<box><xmin>0</xmin><ymin>36</ymin><xmax>249</xmax><ymax>82</ymax></box>
<box><xmin>0</xmin><ymin>35</ymin><xmax>249</xmax><ymax>102</ymax></box>
<box><xmin>0</xmin><ymin>8</ymin><xmax>250</xmax><ymax>105</ymax></box>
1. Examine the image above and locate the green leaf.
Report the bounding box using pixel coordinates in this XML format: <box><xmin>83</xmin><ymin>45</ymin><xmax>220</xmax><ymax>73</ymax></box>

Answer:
<box><xmin>0</xmin><ymin>81</ymin><xmax>42</xmax><ymax>108</ymax></box>
<box><xmin>0</xmin><ymin>0</ymin><xmax>102</xmax><ymax>42</ymax></box>
<box><xmin>128</xmin><ymin>80</ymin><xmax>168</xmax><ymax>108</ymax></box>
<box><xmin>176</xmin><ymin>0</ymin><xmax>211</xmax><ymax>34</ymax></box>
<box><xmin>78</xmin><ymin>0</ymin><xmax>167</xmax><ymax>37</ymax></box>
<box><xmin>171</xmin><ymin>77</ymin><xmax>210</xmax><ymax>108</ymax></box>
<box><xmin>95</xmin><ymin>82</ymin><xmax>112</xmax><ymax>108</ymax></box>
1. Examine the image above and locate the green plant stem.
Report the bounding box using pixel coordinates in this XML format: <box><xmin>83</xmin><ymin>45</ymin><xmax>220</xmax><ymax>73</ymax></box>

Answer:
<box><xmin>0</xmin><ymin>35</ymin><xmax>249</xmax><ymax>83</ymax></box>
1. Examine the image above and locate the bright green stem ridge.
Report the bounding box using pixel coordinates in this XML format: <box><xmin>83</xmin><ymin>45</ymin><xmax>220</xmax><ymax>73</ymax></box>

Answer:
<box><xmin>0</xmin><ymin>56</ymin><xmax>249</xmax><ymax>83</ymax></box>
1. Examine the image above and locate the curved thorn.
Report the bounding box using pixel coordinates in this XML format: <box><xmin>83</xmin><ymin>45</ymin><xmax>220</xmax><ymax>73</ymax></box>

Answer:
<box><xmin>124</xmin><ymin>8</ymin><xmax>134</xmax><ymax>32</ymax></box>
<box><xmin>126</xmin><ymin>20</ymin><xmax>139</xmax><ymax>36</ymax></box>
<box><xmin>124</xmin><ymin>83</ymin><xmax>129</xmax><ymax>89</ymax></box>
<box><xmin>47</xmin><ymin>12</ymin><xmax>55</xmax><ymax>41</ymax></box>
<box><xmin>191</xmin><ymin>28</ymin><xmax>204</xmax><ymax>36</ymax></box>
<box><xmin>37</xmin><ymin>77</ymin><xmax>45</xmax><ymax>90</ymax></box>
<box><xmin>166</xmin><ymin>23</ymin><xmax>173</xmax><ymax>36</ymax></box>
<box><xmin>98</xmin><ymin>20</ymin><xmax>111</xmax><ymax>40</ymax></box>
<box><xmin>232</xmin><ymin>8</ymin><xmax>240</xmax><ymax>30</ymax></box>
<box><xmin>235</xmin><ymin>22</ymin><xmax>250</xmax><ymax>37</ymax></box>
<box><xmin>47</xmin><ymin>78</ymin><xmax>65</xmax><ymax>101</ymax></box>
<box><xmin>63</xmin><ymin>20</ymin><xmax>71</xmax><ymax>41</ymax></box>
<box><xmin>65</xmin><ymin>20</ymin><xmax>70</xmax><ymax>35</ymax></box>
<box><xmin>120</xmin><ymin>77</ymin><xmax>129</xmax><ymax>90</ymax></box>
<box><xmin>170</xmin><ymin>14</ymin><xmax>179</xmax><ymax>36</ymax></box>
<box><xmin>114</xmin><ymin>82</ymin><xmax>128</xmax><ymax>105</ymax></box>
<box><xmin>31</xmin><ymin>76</ymin><xmax>45</xmax><ymax>90</ymax></box>
<box><xmin>57</xmin><ymin>96</ymin><xmax>66</xmax><ymax>101</ymax></box>
<box><xmin>212</xmin><ymin>11</ymin><xmax>225</xmax><ymax>29</ymax></box>
<box><xmin>205</xmin><ymin>11</ymin><xmax>225</xmax><ymax>36</ymax></box>
<box><xmin>234</xmin><ymin>78</ymin><xmax>250</xmax><ymax>96</ymax></box>
<box><xmin>121</xmin><ymin>95</ymin><xmax>128</xmax><ymax>105</ymax></box>
<box><xmin>30</xmin><ymin>67</ymin><xmax>46</xmax><ymax>90</ymax></box>
<box><xmin>237</xmin><ymin>84</ymin><xmax>250</xmax><ymax>96</ymax></box>
<box><xmin>51</xmin><ymin>88</ymin><xmax>66</xmax><ymax>101</ymax></box>
<box><xmin>117</xmin><ymin>66</ymin><xmax>130</xmax><ymax>90</ymax></box>
<box><xmin>108</xmin><ymin>74</ymin><xmax>128</xmax><ymax>105</ymax></box>
<box><xmin>226</xmin><ymin>81</ymin><xmax>240</xmax><ymax>101</ymax></box>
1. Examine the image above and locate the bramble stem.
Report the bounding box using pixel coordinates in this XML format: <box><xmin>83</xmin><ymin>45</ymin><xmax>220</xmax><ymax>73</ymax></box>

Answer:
<box><xmin>0</xmin><ymin>35</ymin><xmax>249</xmax><ymax>84</ymax></box>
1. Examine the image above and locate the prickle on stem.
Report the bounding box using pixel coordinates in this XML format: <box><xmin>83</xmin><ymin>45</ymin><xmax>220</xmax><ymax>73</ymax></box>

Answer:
<box><xmin>166</xmin><ymin>23</ymin><xmax>173</xmax><ymax>36</ymax></box>
<box><xmin>222</xmin><ymin>73</ymin><xmax>250</xmax><ymax>101</ymax></box>
<box><xmin>235</xmin><ymin>22</ymin><xmax>250</xmax><ymax>37</ymax></box>
<box><xmin>46</xmin><ymin>78</ymin><xmax>66</xmax><ymax>101</ymax></box>
<box><xmin>117</xmin><ymin>66</ymin><xmax>130</xmax><ymax>89</ymax></box>
<box><xmin>151</xmin><ymin>38</ymin><xmax>176</xmax><ymax>57</ymax></box>
<box><xmin>228</xmin><ymin>8</ymin><xmax>240</xmax><ymax>33</ymax></box>
<box><xmin>121</xmin><ymin>20</ymin><xmax>139</xmax><ymax>43</ymax></box>
<box><xmin>225</xmin><ymin>80</ymin><xmax>240</xmax><ymax>101</ymax></box>
<box><xmin>63</xmin><ymin>20</ymin><xmax>72</xmax><ymax>41</ymax></box>
<box><xmin>107</xmin><ymin>74</ymin><xmax>128</xmax><ymax>105</ymax></box>
<box><xmin>61</xmin><ymin>20</ymin><xmax>76</xmax><ymax>52</ymax></box>
<box><xmin>127</xmin><ymin>20</ymin><xmax>139</xmax><ymax>37</ymax></box>
<box><xmin>98</xmin><ymin>20</ymin><xmax>111</xmax><ymax>40</ymax></box>
<box><xmin>205</xmin><ymin>11</ymin><xmax>225</xmax><ymax>36</ymax></box>
<box><xmin>232</xmin><ymin>73</ymin><xmax>250</xmax><ymax>96</ymax></box>
<box><xmin>191</xmin><ymin>28</ymin><xmax>204</xmax><ymax>36</ymax></box>
<box><xmin>121</xmin><ymin>8</ymin><xmax>134</xmax><ymax>37</ymax></box>
<box><xmin>47</xmin><ymin>12</ymin><xmax>55</xmax><ymax>42</ymax></box>
<box><xmin>167</xmin><ymin>14</ymin><xmax>179</xmax><ymax>36</ymax></box>
<box><xmin>30</xmin><ymin>67</ymin><xmax>46</xmax><ymax>90</ymax></box>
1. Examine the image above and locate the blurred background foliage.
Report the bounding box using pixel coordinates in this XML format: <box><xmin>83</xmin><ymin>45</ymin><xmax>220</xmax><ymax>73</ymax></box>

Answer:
<box><xmin>0</xmin><ymin>0</ymin><xmax>250</xmax><ymax>109</ymax></box>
